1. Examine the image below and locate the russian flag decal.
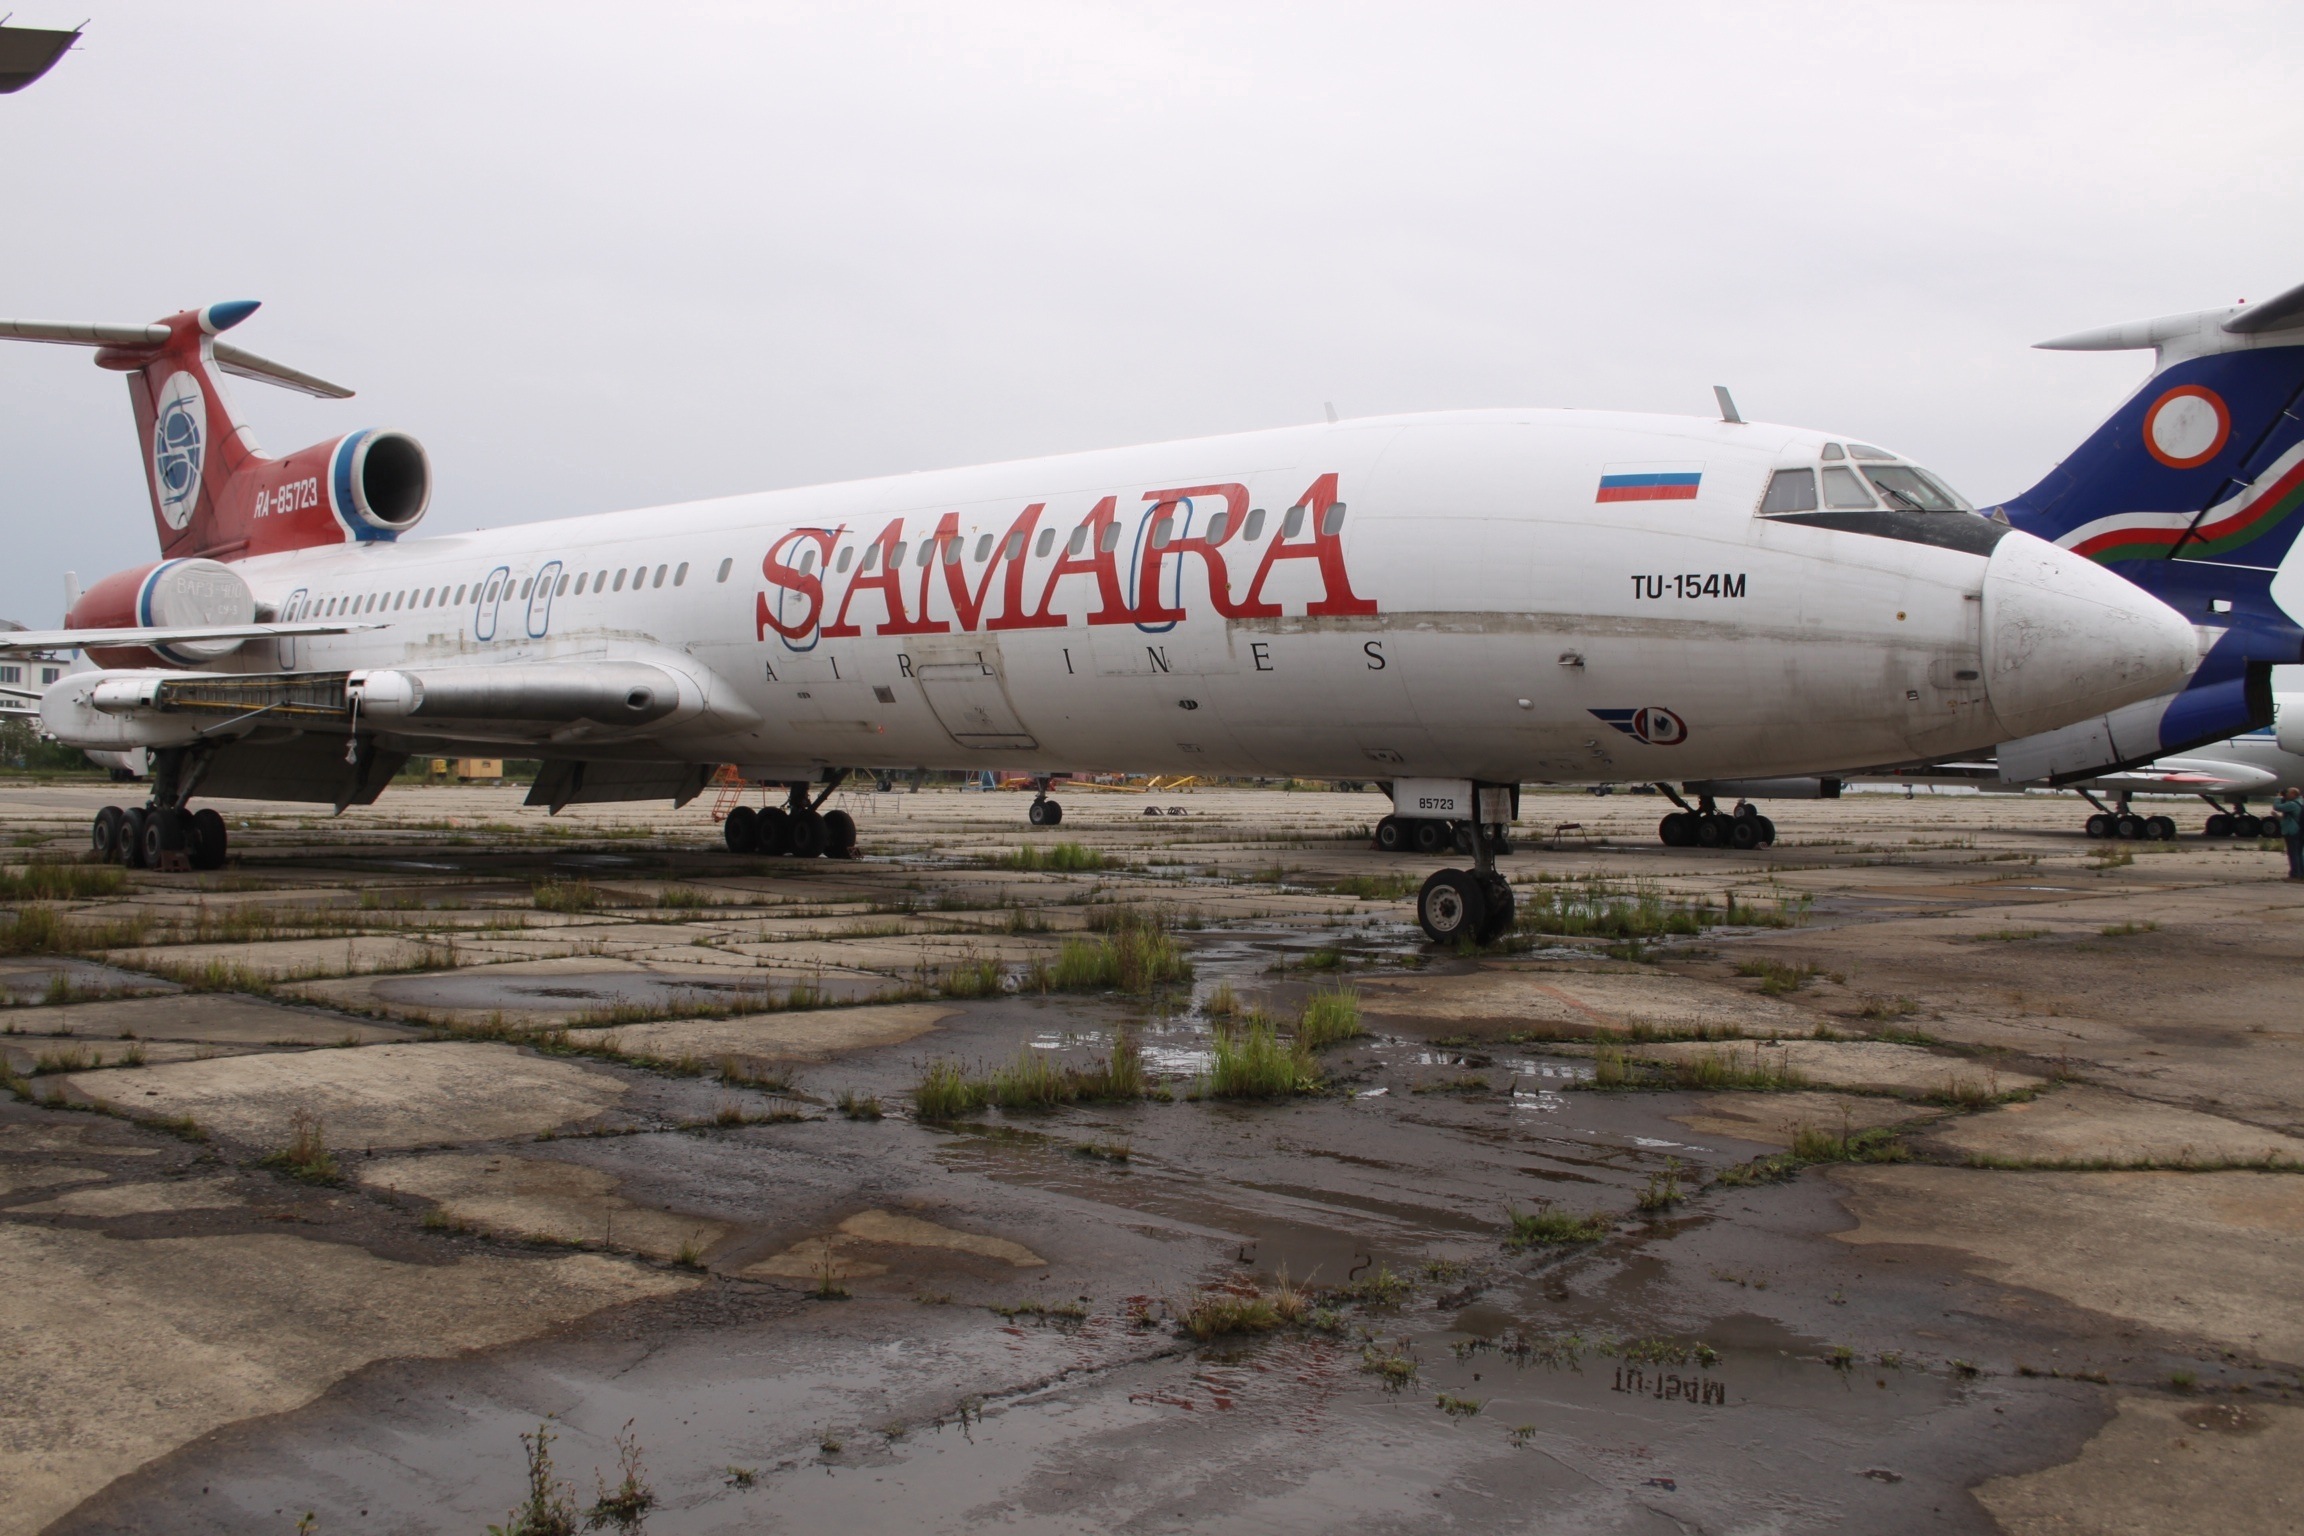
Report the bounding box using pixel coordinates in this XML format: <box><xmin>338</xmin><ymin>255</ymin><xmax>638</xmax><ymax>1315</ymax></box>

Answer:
<box><xmin>1596</xmin><ymin>463</ymin><xmax>1703</xmax><ymax>503</ymax></box>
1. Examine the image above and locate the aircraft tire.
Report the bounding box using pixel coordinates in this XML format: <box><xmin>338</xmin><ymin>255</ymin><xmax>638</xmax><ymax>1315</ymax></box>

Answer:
<box><xmin>1658</xmin><ymin>812</ymin><xmax>1692</xmax><ymax>847</ymax></box>
<box><xmin>2205</xmin><ymin>814</ymin><xmax>2232</xmax><ymax>837</ymax></box>
<box><xmin>91</xmin><ymin>806</ymin><xmax>123</xmax><ymax>861</ymax></box>
<box><xmin>1416</xmin><ymin>868</ymin><xmax>1486</xmax><ymax>945</ymax></box>
<box><xmin>1375</xmin><ymin>815</ymin><xmax>1406</xmax><ymax>853</ymax></box>
<box><xmin>2145</xmin><ymin>815</ymin><xmax>2176</xmax><ymax>841</ymax></box>
<box><xmin>1758</xmin><ymin>816</ymin><xmax>1776</xmax><ymax>846</ymax></box>
<box><xmin>823</xmin><ymin>809</ymin><xmax>857</xmax><ymax>858</ymax></box>
<box><xmin>1027</xmin><ymin>800</ymin><xmax>1050</xmax><ymax>826</ymax></box>
<box><xmin>1728</xmin><ymin>818</ymin><xmax>1760</xmax><ymax>851</ymax></box>
<box><xmin>788</xmin><ymin>809</ymin><xmax>827</xmax><ymax>859</ymax></box>
<box><xmin>756</xmin><ymin>806</ymin><xmax>793</xmax><ymax>856</ymax></box>
<box><xmin>1476</xmin><ymin>873</ymin><xmax>1515</xmax><ymax>943</ymax></box>
<box><xmin>1695</xmin><ymin>815</ymin><xmax>1725</xmax><ymax>849</ymax></box>
<box><xmin>2238</xmin><ymin>813</ymin><xmax>2266</xmax><ymax>838</ymax></box>
<box><xmin>723</xmin><ymin>805</ymin><xmax>758</xmax><ymax>854</ymax></box>
<box><xmin>2114</xmin><ymin>814</ymin><xmax>2144</xmax><ymax>840</ymax></box>
<box><xmin>189</xmin><ymin>809</ymin><xmax>228</xmax><ymax>870</ymax></box>
<box><xmin>1411</xmin><ymin>819</ymin><xmax>1448</xmax><ymax>856</ymax></box>
<box><xmin>2084</xmin><ymin>814</ymin><xmax>2111</xmax><ymax>838</ymax></box>
<box><xmin>141</xmin><ymin>808</ymin><xmax>183</xmax><ymax>868</ymax></box>
<box><xmin>1042</xmin><ymin>800</ymin><xmax>1062</xmax><ymax>826</ymax></box>
<box><xmin>118</xmin><ymin>808</ymin><xmax>148</xmax><ymax>869</ymax></box>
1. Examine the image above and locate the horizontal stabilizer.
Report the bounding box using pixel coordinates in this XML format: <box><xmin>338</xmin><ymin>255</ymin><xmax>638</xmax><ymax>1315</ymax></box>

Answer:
<box><xmin>0</xmin><ymin>622</ymin><xmax>382</xmax><ymax>653</ymax></box>
<box><xmin>210</xmin><ymin>341</ymin><xmax>355</xmax><ymax>399</ymax></box>
<box><xmin>0</xmin><ymin>315</ymin><xmax>354</xmax><ymax>398</ymax></box>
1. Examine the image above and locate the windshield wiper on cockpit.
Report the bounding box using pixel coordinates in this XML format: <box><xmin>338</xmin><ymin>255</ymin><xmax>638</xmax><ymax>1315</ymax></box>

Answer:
<box><xmin>1875</xmin><ymin>482</ymin><xmax>1928</xmax><ymax>513</ymax></box>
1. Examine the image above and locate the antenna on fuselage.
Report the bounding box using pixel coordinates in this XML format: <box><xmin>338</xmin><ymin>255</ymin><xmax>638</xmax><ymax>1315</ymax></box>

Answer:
<box><xmin>1713</xmin><ymin>386</ymin><xmax>1744</xmax><ymax>424</ymax></box>
<box><xmin>1322</xmin><ymin>401</ymin><xmax>1338</xmax><ymax>424</ymax></box>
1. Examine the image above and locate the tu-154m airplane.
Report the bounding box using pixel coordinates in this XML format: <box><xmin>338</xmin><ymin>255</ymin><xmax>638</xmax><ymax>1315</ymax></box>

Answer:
<box><xmin>0</xmin><ymin>300</ymin><xmax>2197</xmax><ymax>941</ymax></box>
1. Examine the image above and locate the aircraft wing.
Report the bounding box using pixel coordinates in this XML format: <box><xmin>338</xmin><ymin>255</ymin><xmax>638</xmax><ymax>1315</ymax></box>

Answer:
<box><xmin>0</xmin><ymin>622</ymin><xmax>382</xmax><ymax>653</ymax></box>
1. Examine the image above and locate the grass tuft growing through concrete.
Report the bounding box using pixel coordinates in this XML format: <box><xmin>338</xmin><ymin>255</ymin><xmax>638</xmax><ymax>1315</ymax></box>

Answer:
<box><xmin>1504</xmin><ymin>1203</ymin><xmax>1612</xmax><ymax>1248</ymax></box>
<box><xmin>257</xmin><ymin>1108</ymin><xmax>341</xmax><ymax>1184</ymax></box>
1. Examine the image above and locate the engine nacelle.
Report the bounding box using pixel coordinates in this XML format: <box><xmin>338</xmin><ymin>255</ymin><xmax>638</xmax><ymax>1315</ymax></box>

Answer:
<box><xmin>327</xmin><ymin>429</ymin><xmax>431</xmax><ymax>536</ymax></box>
<box><xmin>347</xmin><ymin>662</ymin><xmax>688</xmax><ymax>733</ymax></box>
<box><xmin>40</xmin><ymin>669</ymin><xmax>207</xmax><ymax>749</ymax></box>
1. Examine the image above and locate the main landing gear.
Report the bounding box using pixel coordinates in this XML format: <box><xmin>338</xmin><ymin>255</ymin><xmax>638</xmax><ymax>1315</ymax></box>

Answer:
<box><xmin>723</xmin><ymin>778</ymin><xmax>858</xmax><ymax>859</ymax></box>
<box><xmin>1413</xmin><ymin>793</ymin><xmax>1518</xmax><ymax>946</ymax></box>
<box><xmin>1027</xmin><ymin>777</ymin><xmax>1064</xmax><ymax>827</ymax></box>
<box><xmin>1654</xmin><ymin>788</ymin><xmax>1775</xmax><ymax>850</ymax></box>
<box><xmin>1372</xmin><ymin>816</ymin><xmax>1511</xmax><ymax>857</ymax></box>
<box><xmin>90</xmin><ymin>748</ymin><xmax>227</xmax><ymax>871</ymax></box>
<box><xmin>2077</xmin><ymin>790</ymin><xmax>2175</xmax><ymax>842</ymax></box>
<box><xmin>2198</xmin><ymin>794</ymin><xmax>2270</xmax><ymax>839</ymax></box>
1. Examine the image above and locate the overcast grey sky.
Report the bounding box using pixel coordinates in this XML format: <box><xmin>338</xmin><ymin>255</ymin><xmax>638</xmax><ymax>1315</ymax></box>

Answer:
<box><xmin>3</xmin><ymin>2</ymin><xmax>2300</xmax><ymax>624</ymax></box>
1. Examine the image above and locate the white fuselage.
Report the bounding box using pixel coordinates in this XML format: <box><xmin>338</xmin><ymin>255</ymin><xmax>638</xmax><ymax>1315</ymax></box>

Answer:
<box><xmin>94</xmin><ymin>409</ymin><xmax>2193</xmax><ymax>788</ymax></box>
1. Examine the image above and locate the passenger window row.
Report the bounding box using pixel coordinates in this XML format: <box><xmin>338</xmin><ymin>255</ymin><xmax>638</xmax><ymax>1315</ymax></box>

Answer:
<box><xmin>287</xmin><ymin>559</ymin><xmax>699</xmax><ymax>622</ymax></box>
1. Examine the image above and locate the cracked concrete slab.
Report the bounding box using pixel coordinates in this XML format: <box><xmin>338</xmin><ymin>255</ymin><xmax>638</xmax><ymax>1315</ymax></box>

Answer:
<box><xmin>1976</xmin><ymin>1395</ymin><xmax>2304</xmax><ymax>1536</ymax></box>
<box><xmin>362</xmin><ymin>1152</ymin><xmax>729</xmax><ymax>1259</ymax></box>
<box><xmin>1831</xmin><ymin>1165</ymin><xmax>2304</xmax><ymax>1365</ymax></box>
<box><xmin>62</xmin><ymin>1041</ymin><xmax>629</xmax><ymax>1149</ymax></box>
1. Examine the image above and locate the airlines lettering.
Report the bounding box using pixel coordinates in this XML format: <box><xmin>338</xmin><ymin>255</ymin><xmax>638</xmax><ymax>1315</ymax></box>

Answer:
<box><xmin>1631</xmin><ymin>572</ymin><xmax>1746</xmax><ymax>600</ymax></box>
<box><xmin>252</xmin><ymin>478</ymin><xmax>321</xmax><ymax>519</ymax></box>
<box><xmin>758</xmin><ymin>474</ymin><xmax>1374</xmax><ymax>646</ymax></box>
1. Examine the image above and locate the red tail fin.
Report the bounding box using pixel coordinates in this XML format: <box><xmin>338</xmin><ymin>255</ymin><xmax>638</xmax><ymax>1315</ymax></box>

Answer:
<box><xmin>0</xmin><ymin>302</ymin><xmax>430</xmax><ymax>562</ymax></box>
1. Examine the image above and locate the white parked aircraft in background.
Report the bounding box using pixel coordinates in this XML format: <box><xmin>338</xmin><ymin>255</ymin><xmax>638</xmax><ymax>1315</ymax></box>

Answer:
<box><xmin>0</xmin><ymin>302</ymin><xmax>2194</xmax><ymax>939</ymax></box>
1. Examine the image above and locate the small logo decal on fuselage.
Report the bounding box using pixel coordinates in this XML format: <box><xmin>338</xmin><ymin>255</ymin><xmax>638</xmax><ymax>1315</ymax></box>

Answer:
<box><xmin>1591</xmin><ymin>706</ymin><xmax>1688</xmax><ymax>745</ymax></box>
<box><xmin>151</xmin><ymin>371</ymin><xmax>206</xmax><ymax>531</ymax></box>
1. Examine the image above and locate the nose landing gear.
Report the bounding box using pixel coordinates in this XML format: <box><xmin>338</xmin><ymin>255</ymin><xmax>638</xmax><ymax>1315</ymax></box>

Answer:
<box><xmin>1026</xmin><ymin>777</ymin><xmax>1064</xmax><ymax>827</ymax></box>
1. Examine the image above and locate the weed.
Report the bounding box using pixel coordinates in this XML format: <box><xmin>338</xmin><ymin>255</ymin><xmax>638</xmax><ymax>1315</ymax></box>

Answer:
<box><xmin>1434</xmin><ymin>1392</ymin><xmax>1484</xmax><ymax>1418</ymax></box>
<box><xmin>1330</xmin><ymin>871</ymin><xmax>1417</xmax><ymax>900</ymax></box>
<box><xmin>724</xmin><ymin>1467</ymin><xmax>756</xmax><ymax>1489</ymax></box>
<box><xmin>717</xmin><ymin>1056</ymin><xmax>791</xmax><ymax>1092</ymax></box>
<box><xmin>1510</xmin><ymin>1424</ymin><xmax>1536</xmax><ymax>1447</ymax></box>
<box><xmin>1360</xmin><ymin>1344</ymin><xmax>1419</xmax><ymax>1390</ymax></box>
<box><xmin>988</xmin><ymin>1047</ymin><xmax>1071</xmax><ymax>1110</ymax></box>
<box><xmin>487</xmin><ymin>1424</ymin><xmax>580</xmax><ymax>1536</ymax></box>
<box><xmin>1505</xmin><ymin>1204</ymin><xmax>1612</xmax><ymax>1248</ymax></box>
<box><xmin>1178</xmin><ymin>1288</ymin><xmax>1281</xmax><ymax>1339</ymax></box>
<box><xmin>1734</xmin><ymin>959</ymin><xmax>1820</xmax><ymax>995</ymax></box>
<box><xmin>1856</xmin><ymin>993</ymin><xmax>1920</xmax><ymax>1021</ymax></box>
<box><xmin>936</xmin><ymin>954</ymin><xmax>1006</xmax><ymax>999</ymax></box>
<box><xmin>2100</xmin><ymin>920</ymin><xmax>2159</xmax><ymax>937</ymax></box>
<box><xmin>1073</xmin><ymin>1135</ymin><xmax>1131</xmax><ymax>1162</ymax></box>
<box><xmin>1039</xmin><ymin>908</ymin><xmax>1191</xmax><ymax>994</ymax></box>
<box><xmin>1635</xmin><ymin>1158</ymin><xmax>1688</xmax><ymax>1214</ymax></box>
<box><xmin>585</xmin><ymin>1420</ymin><xmax>655</xmax><ymax>1535</ymax></box>
<box><xmin>531</xmin><ymin>879</ymin><xmax>602</xmax><ymax>913</ymax></box>
<box><xmin>0</xmin><ymin>905</ymin><xmax>69</xmax><ymax>955</ymax></box>
<box><xmin>673</xmin><ymin>1232</ymin><xmax>709</xmax><ymax>1270</ymax></box>
<box><xmin>258</xmin><ymin>1108</ymin><xmax>341</xmax><ymax>1184</ymax></box>
<box><xmin>0</xmin><ymin>862</ymin><xmax>126</xmax><ymax>900</ymax></box>
<box><xmin>836</xmin><ymin>1089</ymin><xmax>884</xmax><ymax>1120</ymax></box>
<box><xmin>1203</xmin><ymin>982</ymin><xmax>1239</xmax><ymax>1018</ymax></box>
<box><xmin>1968</xmin><ymin>927</ymin><xmax>2051</xmax><ymax>943</ymax></box>
<box><xmin>710</xmin><ymin>1100</ymin><xmax>748</xmax><ymax>1127</ymax></box>
<box><xmin>2170</xmin><ymin>1368</ymin><xmax>2197</xmax><ymax>1391</ymax></box>
<box><xmin>421</xmin><ymin>1205</ymin><xmax>470</xmax><ymax>1233</ymax></box>
<box><xmin>653</xmin><ymin>885</ymin><xmax>713</xmax><ymax>910</ymax></box>
<box><xmin>1208</xmin><ymin>1019</ymin><xmax>1316</xmax><ymax>1098</ymax></box>
<box><xmin>991</xmin><ymin>1297</ymin><xmax>1090</xmax><ymax>1324</ymax></box>
<box><xmin>995</xmin><ymin>841</ymin><xmax>1107</xmax><ymax>873</ymax></box>
<box><xmin>1788</xmin><ymin>1122</ymin><xmax>1910</xmax><ymax>1164</ymax></box>
<box><xmin>811</xmin><ymin>1241</ymin><xmax>848</xmax><ymax>1299</ymax></box>
<box><xmin>1511</xmin><ymin>877</ymin><xmax>1804</xmax><ymax>943</ymax></box>
<box><xmin>1332</xmin><ymin>1263</ymin><xmax>1413</xmax><ymax>1309</ymax></box>
<box><xmin>31</xmin><ymin>1043</ymin><xmax>94</xmax><ymax>1074</ymax></box>
<box><xmin>1295</xmin><ymin>986</ymin><xmax>1364</xmax><ymax>1050</ymax></box>
<box><xmin>1586</xmin><ymin>1043</ymin><xmax>1806</xmax><ymax>1093</ymax></box>
<box><xmin>914</xmin><ymin>1059</ymin><xmax>989</xmax><ymax>1119</ymax></box>
<box><xmin>2088</xmin><ymin>847</ymin><xmax>2135</xmax><ymax>869</ymax></box>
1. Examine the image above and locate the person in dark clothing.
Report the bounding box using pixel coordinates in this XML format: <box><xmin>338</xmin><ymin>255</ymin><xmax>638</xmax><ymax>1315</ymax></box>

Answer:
<box><xmin>2279</xmin><ymin>788</ymin><xmax>2304</xmax><ymax>880</ymax></box>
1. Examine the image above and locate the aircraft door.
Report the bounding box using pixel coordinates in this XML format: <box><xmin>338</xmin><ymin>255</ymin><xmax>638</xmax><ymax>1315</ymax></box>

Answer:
<box><xmin>473</xmin><ymin>564</ymin><xmax>511</xmax><ymax>642</ymax></box>
<box><xmin>279</xmin><ymin>587</ymin><xmax>309</xmax><ymax>670</ymax></box>
<box><xmin>526</xmin><ymin>561</ymin><xmax>563</xmax><ymax>638</ymax></box>
<box><xmin>911</xmin><ymin>638</ymin><xmax>1039</xmax><ymax>750</ymax></box>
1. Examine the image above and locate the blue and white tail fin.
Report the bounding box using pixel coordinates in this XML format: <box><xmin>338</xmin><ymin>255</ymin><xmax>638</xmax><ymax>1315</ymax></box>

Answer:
<box><xmin>2003</xmin><ymin>280</ymin><xmax>2304</xmax><ymax>571</ymax></box>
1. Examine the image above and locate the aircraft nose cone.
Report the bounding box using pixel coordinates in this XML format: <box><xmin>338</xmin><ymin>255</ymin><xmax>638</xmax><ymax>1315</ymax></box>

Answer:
<box><xmin>1980</xmin><ymin>531</ymin><xmax>2199</xmax><ymax>739</ymax></box>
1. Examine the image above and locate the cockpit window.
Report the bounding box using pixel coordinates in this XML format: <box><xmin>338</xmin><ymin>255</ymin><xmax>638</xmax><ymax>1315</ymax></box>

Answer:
<box><xmin>1820</xmin><ymin>442</ymin><xmax>1846</xmax><ymax>460</ymax></box>
<box><xmin>1861</xmin><ymin>464</ymin><xmax>1970</xmax><ymax>512</ymax></box>
<box><xmin>1846</xmin><ymin>443</ymin><xmax>1896</xmax><ymax>461</ymax></box>
<box><xmin>1821</xmin><ymin>465</ymin><xmax>1877</xmax><ymax>509</ymax></box>
<box><xmin>1760</xmin><ymin>468</ymin><xmax>1818</xmax><ymax>514</ymax></box>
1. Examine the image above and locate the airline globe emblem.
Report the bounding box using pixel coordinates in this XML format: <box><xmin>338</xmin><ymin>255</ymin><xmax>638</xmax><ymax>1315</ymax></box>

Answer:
<box><xmin>150</xmin><ymin>372</ymin><xmax>206</xmax><ymax>530</ymax></box>
<box><xmin>2142</xmin><ymin>384</ymin><xmax>2229</xmax><ymax>470</ymax></box>
<box><xmin>1630</xmin><ymin>706</ymin><xmax>1687</xmax><ymax>745</ymax></box>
